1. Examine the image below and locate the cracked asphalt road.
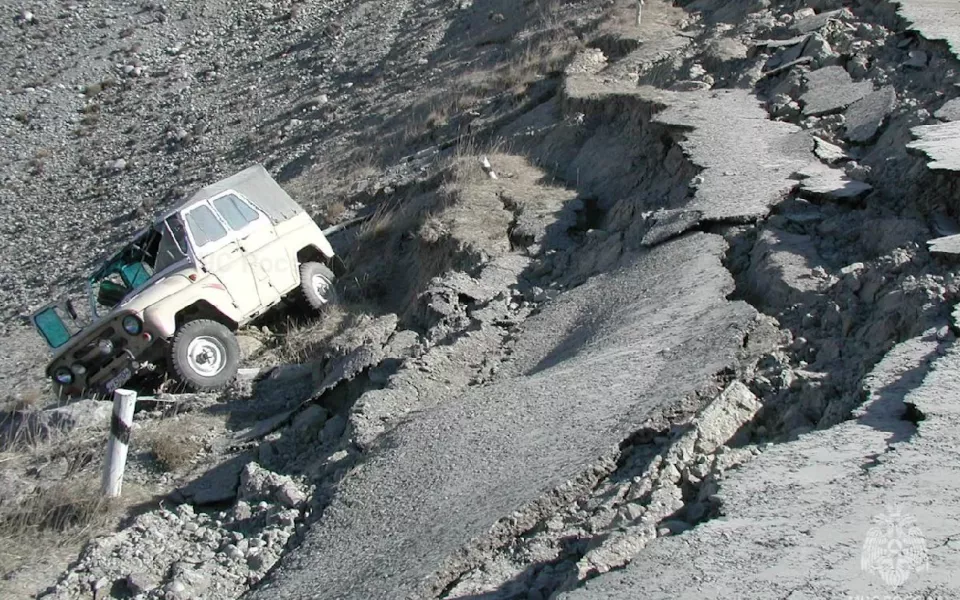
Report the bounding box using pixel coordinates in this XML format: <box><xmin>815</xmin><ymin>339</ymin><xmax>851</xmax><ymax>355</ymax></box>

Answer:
<box><xmin>247</xmin><ymin>233</ymin><xmax>758</xmax><ymax>599</ymax></box>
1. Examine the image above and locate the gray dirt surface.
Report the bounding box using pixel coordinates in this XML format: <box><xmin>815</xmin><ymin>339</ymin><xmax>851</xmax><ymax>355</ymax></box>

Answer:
<box><xmin>248</xmin><ymin>233</ymin><xmax>758</xmax><ymax>599</ymax></box>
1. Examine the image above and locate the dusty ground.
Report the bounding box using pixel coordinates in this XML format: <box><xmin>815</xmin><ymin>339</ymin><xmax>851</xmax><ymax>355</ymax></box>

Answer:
<box><xmin>2</xmin><ymin>0</ymin><xmax>960</xmax><ymax>599</ymax></box>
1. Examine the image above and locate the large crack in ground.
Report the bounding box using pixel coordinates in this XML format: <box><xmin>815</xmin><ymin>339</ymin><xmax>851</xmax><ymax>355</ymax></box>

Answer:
<box><xmin>417</xmin><ymin>0</ymin><xmax>960</xmax><ymax>597</ymax></box>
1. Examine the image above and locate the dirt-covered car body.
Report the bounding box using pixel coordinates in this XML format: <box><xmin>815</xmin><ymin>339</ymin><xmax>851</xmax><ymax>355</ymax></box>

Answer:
<box><xmin>32</xmin><ymin>164</ymin><xmax>336</xmax><ymax>395</ymax></box>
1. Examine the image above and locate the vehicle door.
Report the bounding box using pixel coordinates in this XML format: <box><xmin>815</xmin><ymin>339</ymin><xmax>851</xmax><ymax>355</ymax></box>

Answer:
<box><xmin>181</xmin><ymin>201</ymin><xmax>261</xmax><ymax>317</ymax></box>
<box><xmin>210</xmin><ymin>191</ymin><xmax>294</xmax><ymax>305</ymax></box>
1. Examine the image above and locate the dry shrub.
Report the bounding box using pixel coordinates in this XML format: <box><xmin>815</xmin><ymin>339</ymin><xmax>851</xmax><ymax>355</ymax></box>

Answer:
<box><xmin>357</xmin><ymin>203</ymin><xmax>399</xmax><ymax>242</ymax></box>
<box><xmin>11</xmin><ymin>389</ymin><xmax>44</xmax><ymax>412</ymax></box>
<box><xmin>147</xmin><ymin>420</ymin><xmax>204</xmax><ymax>472</ymax></box>
<box><xmin>322</xmin><ymin>200</ymin><xmax>346</xmax><ymax>224</ymax></box>
<box><xmin>418</xmin><ymin>215</ymin><xmax>449</xmax><ymax>245</ymax></box>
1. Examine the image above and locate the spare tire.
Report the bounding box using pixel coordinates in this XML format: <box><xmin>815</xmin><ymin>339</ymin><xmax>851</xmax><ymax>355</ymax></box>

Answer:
<box><xmin>299</xmin><ymin>262</ymin><xmax>337</xmax><ymax>312</ymax></box>
<box><xmin>169</xmin><ymin>319</ymin><xmax>240</xmax><ymax>392</ymax></box>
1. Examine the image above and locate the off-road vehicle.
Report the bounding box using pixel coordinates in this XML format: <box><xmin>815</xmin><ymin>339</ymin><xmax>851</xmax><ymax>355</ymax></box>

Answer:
<box><xmin>31</xmin><ymin>164</ymin><xmax>339</xmax><ymax>395</ymax></box>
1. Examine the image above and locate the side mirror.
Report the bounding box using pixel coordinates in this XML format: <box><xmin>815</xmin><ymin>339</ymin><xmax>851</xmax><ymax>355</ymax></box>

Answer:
<box><xmin>65</xmin><ymin>298</ymin><xmax>79</xmax><ymax>320</ymax></box>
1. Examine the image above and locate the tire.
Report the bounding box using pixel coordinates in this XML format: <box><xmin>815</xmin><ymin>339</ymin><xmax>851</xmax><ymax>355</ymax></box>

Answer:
<box><xmin>299</xmin><ymin>262</ymin><xmax>337</xmax><ymax>313</ymax></box>
<box><xmin>169</xmin><ymin>319</ymin><xmax>240</xmax><ymax>392</ymax></box>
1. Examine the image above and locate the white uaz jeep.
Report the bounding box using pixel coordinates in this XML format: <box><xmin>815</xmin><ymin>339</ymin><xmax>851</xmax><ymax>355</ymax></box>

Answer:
<box><xmin>31</xmin><ymin>165</ymin><xmax>338</xmax><ymax>395</ymax></box>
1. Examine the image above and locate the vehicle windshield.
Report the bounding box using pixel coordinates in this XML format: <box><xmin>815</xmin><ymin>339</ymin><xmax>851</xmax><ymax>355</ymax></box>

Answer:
<box><xmin>88</xmin><ymin>216</ymin><xmax>190</xmax><ymax>317</ymax></box>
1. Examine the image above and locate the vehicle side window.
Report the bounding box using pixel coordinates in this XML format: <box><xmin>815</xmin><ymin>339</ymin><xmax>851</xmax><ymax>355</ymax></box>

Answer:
<box><xmin>213</xmin><ymin>193</ymin><xmax>260</xmax><ymax>231</ymax></box>
<box><xmin>185</xmin><ymin>204</ymin><xmax>228</xmax><ymax>246</ymax></box>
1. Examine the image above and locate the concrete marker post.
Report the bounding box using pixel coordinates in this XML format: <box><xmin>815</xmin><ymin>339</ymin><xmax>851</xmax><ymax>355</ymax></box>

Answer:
<box><xmin>637</xmin><ymin>0</ymin><xmax>644</xmax><ymax>26</ymax></box>
<box><xmin>101</xmin><ymin>389</ymin><xmax>137</xmax><ymax>498</ymax></box>
<box><xmin>480</xmin><ymin>156</ymin><xmax>498</xmax><ymax>179</ymax></box>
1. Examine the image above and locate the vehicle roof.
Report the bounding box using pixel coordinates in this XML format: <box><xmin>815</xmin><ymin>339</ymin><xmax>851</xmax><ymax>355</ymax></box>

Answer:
<box><xmin>159</xmin><ymin>163</ymin><xmax>304</xmax><ymax>224</ymax></box>
<box><xmin>91</xmin><ymin>164</ymin><xmax>303</xmax><ymax>278</ymax></box>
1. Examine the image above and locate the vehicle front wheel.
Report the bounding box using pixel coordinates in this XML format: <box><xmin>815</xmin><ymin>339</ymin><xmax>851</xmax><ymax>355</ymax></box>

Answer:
<box><xmin>169</xmin><ymin>319</ymin><xmax>240</xmax><ymax>392</ymax></box>
<box><xmin>298</xmin><ymin>262</ymin><xmax>337</xmax><ymax>313</ymax></box>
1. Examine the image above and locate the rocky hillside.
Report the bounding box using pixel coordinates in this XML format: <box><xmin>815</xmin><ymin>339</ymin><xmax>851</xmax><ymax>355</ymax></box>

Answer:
<box><xmin>2</xmin><ymin>0</ymin><xmax>960</xmax><ymax>599</ymax></box>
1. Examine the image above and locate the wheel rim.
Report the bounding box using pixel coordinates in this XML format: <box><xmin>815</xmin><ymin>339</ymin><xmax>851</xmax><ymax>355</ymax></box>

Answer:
<box><xmin>312</xmin><ymin>274</ymin><xmax>331</xmax><ymax>304</ymax></box>
<box><xmin>186</xmin><ymin>336</ymin><xmax>227</xmax><ymax>377</ymax></box>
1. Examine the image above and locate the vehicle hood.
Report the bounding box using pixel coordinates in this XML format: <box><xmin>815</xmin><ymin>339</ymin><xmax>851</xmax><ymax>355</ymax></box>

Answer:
<box><xmin>47</xmin><ymin>267</ymin><xmax>197</xmax><ymax>366</ymax></box>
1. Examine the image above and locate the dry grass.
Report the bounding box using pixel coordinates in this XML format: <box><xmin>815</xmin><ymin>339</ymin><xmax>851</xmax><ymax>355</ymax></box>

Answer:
<box><xmin>0</xmin><ymin>474</ymin><xmax>151</xmax><ymax>598</ymax></box>
<box><xmin>6</xmin><ymin>388</ymin><xmax>45</xmax><ymax>412</ymax></box>
<box><xmin>0</xmin><ymin>406</ymin><xmax>73</xmax><ymax>460</ymax></box>
<box><xmin>378</xmin><ymin>26</ymin><xmax>580</xmax><ymax>161</ymax></box>
<box><xmin>275</xmin><ymin>303</ymin><xmax>367</xmax><ymax>364</ymax></box>
<box><xmin>0</xmin><ymin>428</ymin><xmax>129</xmax><ymax>581</ymax></box>
<box><xmin>356</xmin><ymin>199</ymin><xmax>411</xmax><ymax>243</ymax></box>
<box><xmin>0</xmin><ymin>481</ymin><xmax>109</xmax><ymax>564</ymax></box>
<box><xmin>491</xmin><ymin>31</ymin><xmax>583</xmax><ymax>95</ymax></box>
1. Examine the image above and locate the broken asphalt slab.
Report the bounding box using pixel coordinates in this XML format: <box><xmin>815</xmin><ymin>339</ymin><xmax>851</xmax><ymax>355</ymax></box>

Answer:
<box><xmin>792</xmin><ymin>9</ymin><xmax>846</xmax><ymax>35</ymax></box>
<box><xmin>565</xmin><ymin>82</ymin><xmax>858</xmax><ymax>223</ymax></box>
<box><xmin>245</xmin><ymin>233</ymin><xmax>758</xmax><ymax>599</ymax></box>
<box><xmin>559</xmin><ymin>334</ymin><xmax>960</xmax><ymax>600</ymax></box>
<box><xmin>927</xmin><ymin>233</ymin><xmax>960</xmax><ymax>255</ymax></box>
<box><xmin>649</xmin><ymin>88</ymin><xmax>816</xmax><ymax>222</ymax></box>
<box><xmin>934</xmin><ymin>97</ymin><xmax>960</xmax><ymax>121</ymax></box>
<box><xmin>641</xmin><ymin>209</ymin><xmax>703</xmax><ymax>247</ymax></box>
<box><xmin>801</xmin><ymin>66</ymin><xmax>874</xmax><ymax>117</ymax></box>
<box><xmin>907</xmin><ymin>120</ymin><xmax>960</xmax><ymax>171</ymax></box>
<box><xmin>844</xmin><ymin>86</ymin><xmax>897</xmax><ymax>143</ymax></box>
<box><xmin>895</xmin><ymin>0</ymin><xmax>960</xmax><ymax>60</ymax></box>
<box><xmin>796</xmin><ymin>164</ymin><xmax>873</xmax><ymax>201</ymax></box>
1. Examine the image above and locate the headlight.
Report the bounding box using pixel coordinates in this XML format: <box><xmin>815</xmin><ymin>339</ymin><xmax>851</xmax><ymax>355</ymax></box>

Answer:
<box><xmin>122</xmin><ymin>315</ymin><xmax>143</xmax><ymax>335</ymax></box>
<box><xmin>98</xmin><ymin>339</ymin><xmax>114</xmax><ymax>355</ymax></box>
<box><xmin>71</xmin><ymin>363</ymin><xmax>87</xmax><ymax>376</ymax></box>
<box><xmin>54</xmin><ymin>367</ymin><xmax>73</xmax><ymax>385</ymax></box>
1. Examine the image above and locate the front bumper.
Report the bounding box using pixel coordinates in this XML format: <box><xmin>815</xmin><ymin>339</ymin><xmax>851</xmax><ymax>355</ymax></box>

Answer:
<box><xmin>88</xmin><ymin>350</ymin><xmax>139</xmax><ymax>394</ymax></box>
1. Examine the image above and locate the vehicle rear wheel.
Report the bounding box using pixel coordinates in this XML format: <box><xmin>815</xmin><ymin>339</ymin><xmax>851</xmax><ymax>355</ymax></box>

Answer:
<box><xmin>298</xmin><ymin>262</ymin><xmax>337</xmax><ymax>313</ymax></box>
<box><xmin>169</xmin><ymin>319</ymin><xmax>240</xmax><ymax>392</ymax></box>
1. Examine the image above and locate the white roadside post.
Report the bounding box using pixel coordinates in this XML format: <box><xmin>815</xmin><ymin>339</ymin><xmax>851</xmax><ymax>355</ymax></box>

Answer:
<box><xmin>480</xmin><ymin>156</ymin><xmax>498</xmax><ymax>179</ymax></box>
<box><xmin>637</xmin><ymin>0</ymin><xmax>644</xmax><ymax>26</ymax></box>
<box><xmin>101</xmin><ymin>389</ymin><xmax>137</xmax><ymax>498</ymax></box>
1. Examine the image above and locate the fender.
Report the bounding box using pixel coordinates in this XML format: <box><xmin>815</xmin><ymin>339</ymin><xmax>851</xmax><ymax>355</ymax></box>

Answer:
<box><xmin>144</xmin><ymin>276</ymin><xmax>242</xmax><ymax>338</ymax></box>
